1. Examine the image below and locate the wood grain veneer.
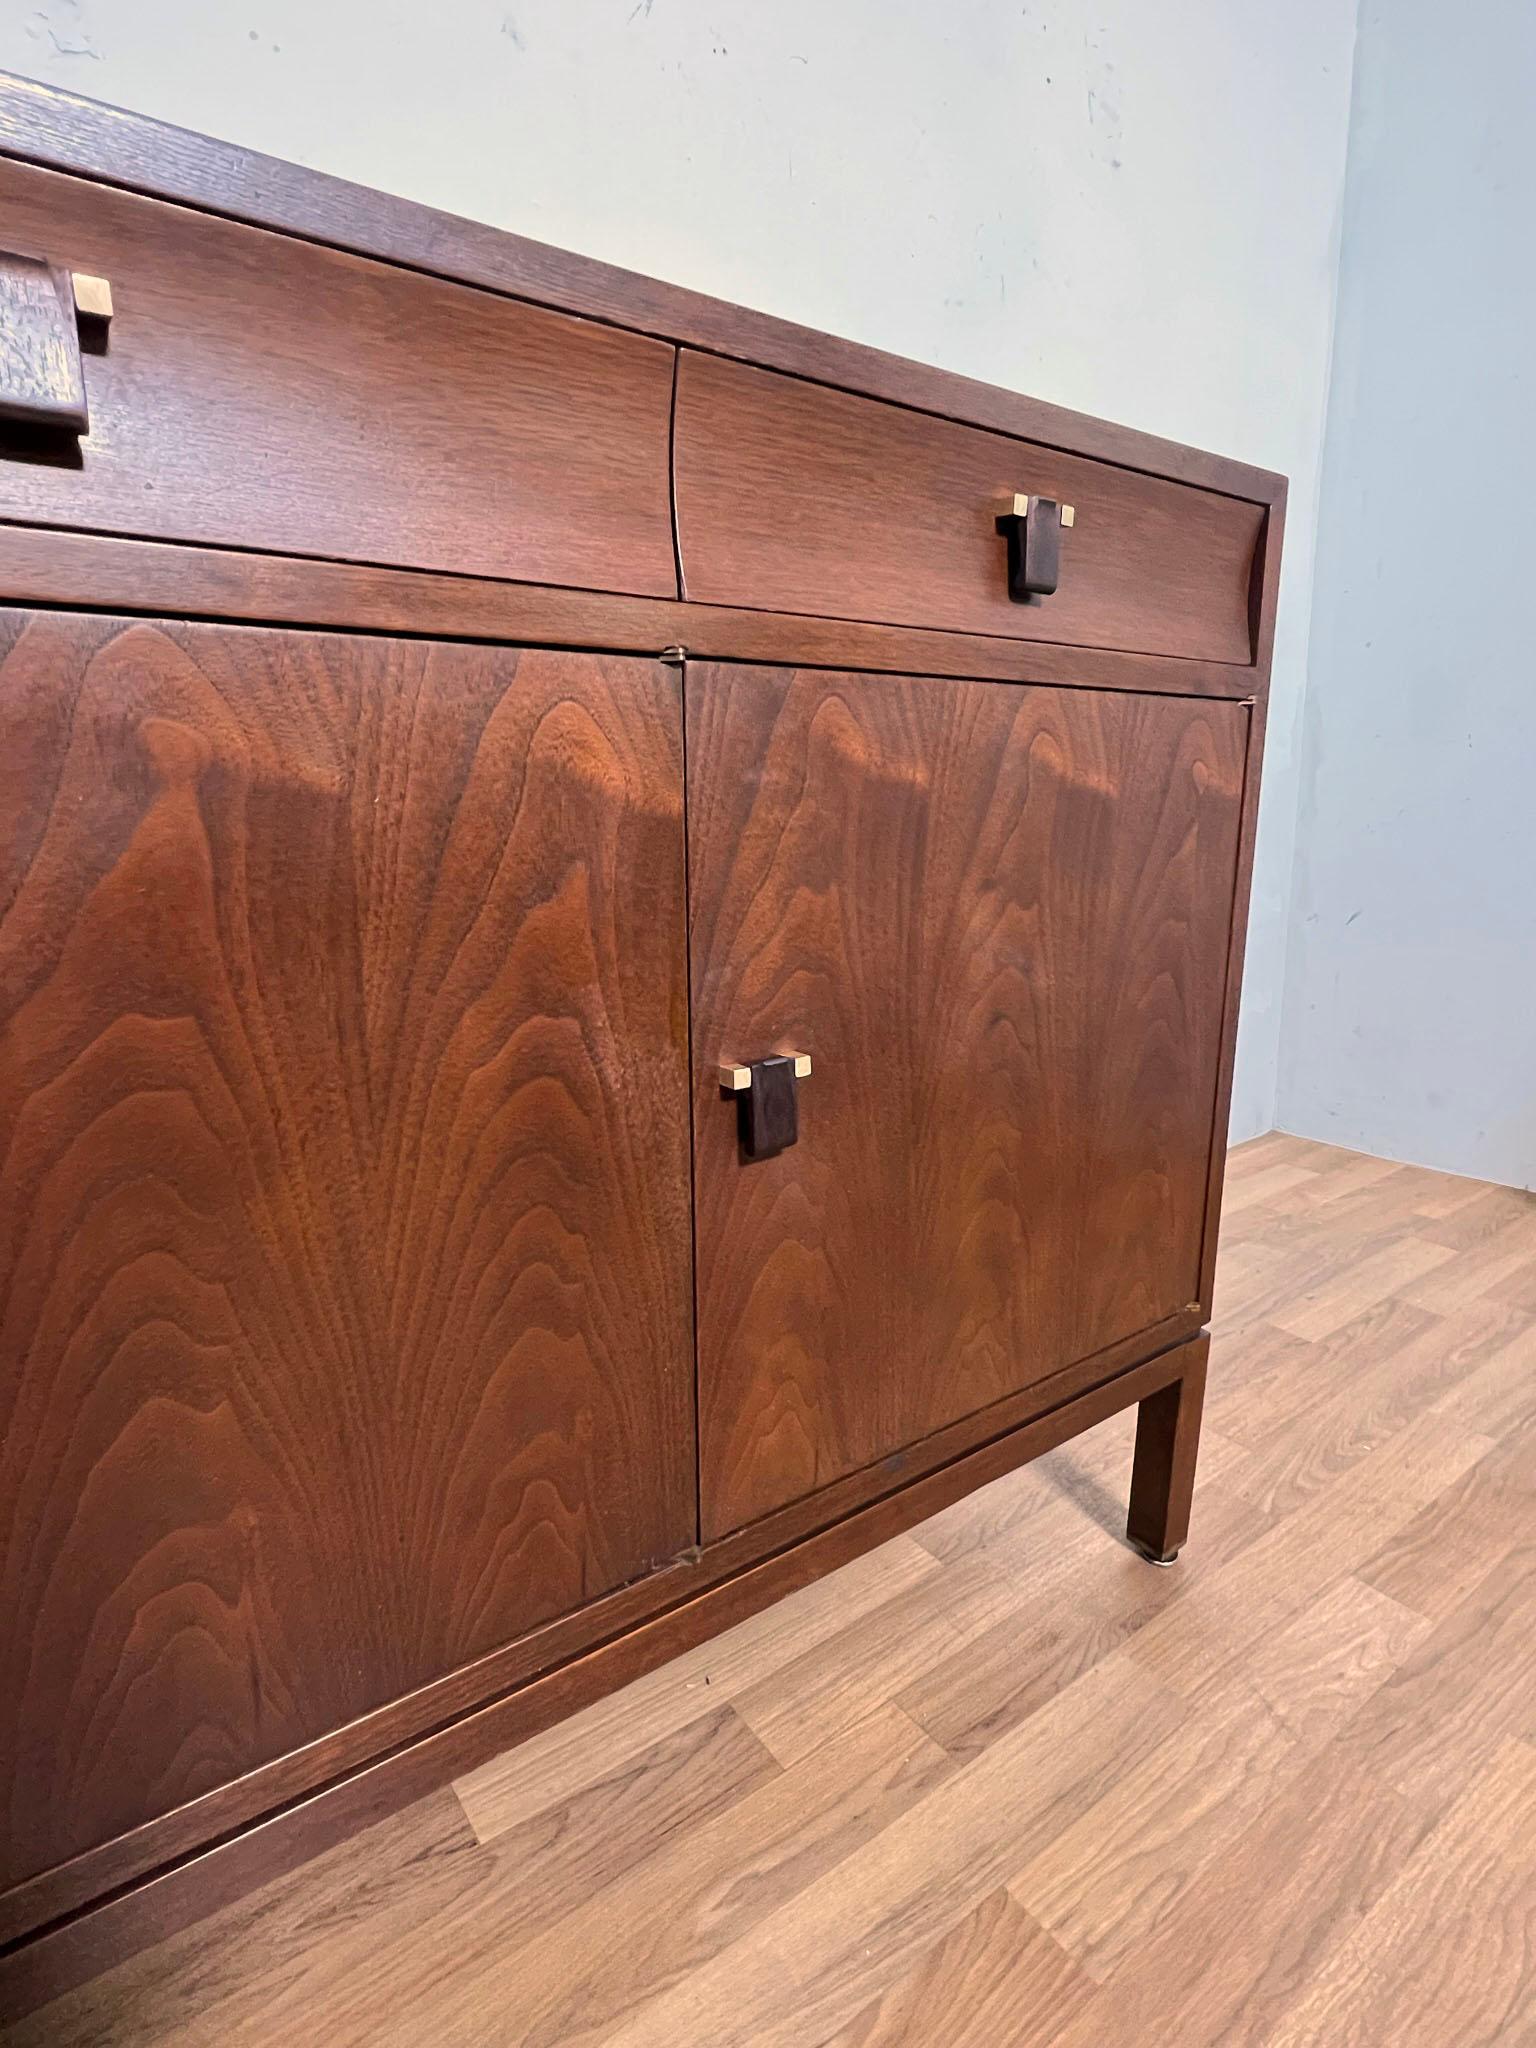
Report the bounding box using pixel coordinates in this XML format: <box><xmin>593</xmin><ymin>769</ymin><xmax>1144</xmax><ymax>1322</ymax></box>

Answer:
<box><xmin>9</xmin><ymin>1143</ymin><xmax>1532</xmax><ymax>2046</ymax></box>
<box><xmin>687</xmin><ymin>665</ymin><xmax>1246</xmax><ymax>1536</ymax></box>
<box><xmin>0</xmin><ymin>157</ymin><xmax>679</xmax><ymax>595</ymax></box>
<box><xmin>0</xmin><ymin>611</ymin><xmax>695</xmax><ymax>1901</ymax></box>
<box><xmin>674</xmin><ymin>353</ymin><xmax>1264</xmax><ymax>662</ymax></box>
<box><xmin>0</xmin><ymin>65</ymin><xmax>1286</xmax><ymax>2005</ymax></box>
<box><xmin>0</xmin><ymin>1338</ymin><xmax>1206</xmax><ymax>2011</ymax></box>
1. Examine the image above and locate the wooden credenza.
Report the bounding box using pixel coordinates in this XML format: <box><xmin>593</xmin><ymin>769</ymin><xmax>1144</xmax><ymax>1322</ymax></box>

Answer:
<box><xmin>0</xmin><ymin>72</ymin><xmax>1283</xmax><ymax>2004</ymax></box>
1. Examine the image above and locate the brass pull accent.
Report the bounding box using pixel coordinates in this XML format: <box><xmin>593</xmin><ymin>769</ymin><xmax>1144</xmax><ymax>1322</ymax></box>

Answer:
<box><xmin>718</xmin><ymin>1053</ymin><xmax>811</xmax><ymax>1159</ymax></box>
<box><xmin>71</xmin><ymin>273</ymin><xmax>114</xmax><ymax>328</ymax></box>
<box><xmin>0</xmin><ymin>255</ymin><xmax>112</xmax><ymax>437</ymax></box>
<box><xmin>718</xmin><ymin>1053</ymin><xmax>811</xmax><ymax>1090</ymax></box>
<box><xmin>996</xmin><ymin>493</ymin><xmax>1075</xmax><ymax>602</ymax></box>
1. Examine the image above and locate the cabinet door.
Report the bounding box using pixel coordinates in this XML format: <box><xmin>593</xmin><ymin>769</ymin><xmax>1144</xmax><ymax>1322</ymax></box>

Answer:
<box><xmin>0</xmin><ymin>612</ymin><xmax>693</xmax><ymax>1892</ymax></box>
<box><xmin>688</xmin><ymin>663</ymin><xmax>1246</xmax><ymax>1539</ymax></box>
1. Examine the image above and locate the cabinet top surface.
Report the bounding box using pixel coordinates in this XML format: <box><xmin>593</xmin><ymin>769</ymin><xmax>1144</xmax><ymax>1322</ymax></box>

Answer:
<box><xmin>0</xmin><ymin>68</ymin><xmax>1284</xmax><ymax>509</ymax></box>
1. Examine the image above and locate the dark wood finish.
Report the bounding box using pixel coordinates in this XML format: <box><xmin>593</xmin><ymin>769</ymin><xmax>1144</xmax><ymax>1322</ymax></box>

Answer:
<box><xmin>0</xmin><ymin>157</ymin><xmax>678</xmax><ymax>594</ymax></box>
<box><xmin>0</xmin><ymin>73</ymin><xmax>1285</xmax><ymax>505</ymax></box>
<box><xmin>1197</xmin><ymin>493</ymin><xmax>1285</xmax><ymax>1312</ymax></box>
<box><xmin>0</xmin><ymin>1312</ymin><xmax>1193</xmax><ymax>1957</ymax></box>
<box><xmin>674</xmin><ymin>354</ymin><xmax>1264</xmax><ymax>663</ymax></box>
<box><xmin>0</xmin><ymin>1301</ymin><xmax>1202</xmax><ymax>1959</ymax></box>
<box><xmin>687</xmin><ymin>664</ymin><xmax>1247</xmax><ymax>1537</ymax></box>
<box><xmin>680</xmin><ymin>1310</ymin><xmax>1204</xmax><ymax>1587</ymax></box>
<box><xmin>1126</xmin><ymin>1340</ymin><xmax>1209</xmax><ymax>1563</ymax></box>
<box><xmin>0</xmin><ymin>524</ymin><xmax>1262</xmax><ymax>703</ymax></box>
<box><xmin>0</xmin><ymin>1335</ymin><xmax>1206</xmax><ymax>2020</ymax></box>
<box><xmin>14</xmin><ymin>1145</ymin><xmax>1529</xmax><ymax>2048</ymax></box>
<box><xmin>0</xmin><ymin>250</ymin><xmax>86</xmax><ymax>431</ymax></box>
<box><xmin>0</xmin><ymin>76</ymin><xmax>1287</xmax><ymax>2002</ymax></box>
<box><xmin>0</xmin><ymin>612</ymin><xmax>694</xmax><ymax>1920</ymax></box>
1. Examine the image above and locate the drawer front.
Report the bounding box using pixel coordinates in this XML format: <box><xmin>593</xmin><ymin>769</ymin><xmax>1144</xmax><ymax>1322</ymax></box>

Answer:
<box><xmin>688</xmin><ymin>663</ymin><xmax>1247</xmax><ymax>1539</ymax></box>
<box><xmin>0</xmin><ymin>160</ymin><xmax>678</xmax><ymax>595</ymax></box>
<box><xmin>675</xmin><ymin>352</ymin><xmax>1263</xmax><ymax>662</ymax></box>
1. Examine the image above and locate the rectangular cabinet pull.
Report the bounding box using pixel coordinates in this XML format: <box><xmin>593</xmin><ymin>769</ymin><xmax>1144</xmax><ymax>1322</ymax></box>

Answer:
<box><xmin>996</xmin><ymin>491</ymin><xmax>1075</xmax><ymax>601</ymax></box>
<box><xmin>718</xmin><ymin>1052</ymin><xmax>811</xmax><ymax>1159</ymax></box>
<box><xmin>0</xmin><ymin>254</ymin><xmax>111</xmax><ymax>436</ymax></box>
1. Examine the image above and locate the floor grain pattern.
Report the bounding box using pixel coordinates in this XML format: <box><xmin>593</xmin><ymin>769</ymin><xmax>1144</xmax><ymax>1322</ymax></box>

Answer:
<box><xmin>5</xmin><ymin>1135</ymin><xmax>1534</xmax><ymax>2046</ymax></box>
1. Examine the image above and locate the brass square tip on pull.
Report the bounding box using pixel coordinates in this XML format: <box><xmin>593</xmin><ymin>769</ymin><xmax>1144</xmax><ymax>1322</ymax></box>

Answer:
<box><xmin>71</xmin><ymin>272</ymin><xmax>113</xmax><ymax>325</ymax></box>
<box><xmin>719</xmin><ymin>1054</ymin><xmax>811</xmax><ymax>1092</ymax></box>
<box><xmin>998</xmin><ymin>493</ymin><xmax>1074</xmax><ymax>601</ymax></box>
<box><xmin>1008</xmin><ymin>492</ymin><xmax>1075</xmax><ymax>526</ymax></box>
<box><xmin>719</xmin><ymin>1053</ymin><xmax>811</xmax><ymax>1160</ymax></box>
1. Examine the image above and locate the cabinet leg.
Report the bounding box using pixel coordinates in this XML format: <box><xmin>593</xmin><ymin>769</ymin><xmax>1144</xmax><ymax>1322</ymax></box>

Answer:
<box><xmin>1126</xmin><ymin>1343</ymin><xmax>1208</xmax><ymax>1566</ymax></box>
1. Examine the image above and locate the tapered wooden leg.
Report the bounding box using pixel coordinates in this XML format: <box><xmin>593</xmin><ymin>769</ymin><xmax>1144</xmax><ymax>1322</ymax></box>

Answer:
<box><xmin>1126</xmin><ymin>1339</ymin><xmax>1209</xmax><ymax>1565</ymax></box>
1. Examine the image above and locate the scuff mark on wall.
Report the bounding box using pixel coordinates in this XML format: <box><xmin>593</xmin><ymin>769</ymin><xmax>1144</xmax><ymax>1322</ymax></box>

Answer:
<box><xmin>1082</xmin><ymin>27</ymin><xmax>1123</xmax><ymax>169</ymax></box>
<box><xmin>25</xmin><ymin>0</ymin><xmax>99</xmax><ymax>59</ymax></box>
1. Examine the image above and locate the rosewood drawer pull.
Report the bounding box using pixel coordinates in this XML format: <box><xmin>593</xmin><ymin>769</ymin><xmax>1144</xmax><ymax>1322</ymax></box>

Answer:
<box><xmin>718</xmin><ymin>1052</ymin><xmax>812</xmax><ymax>1160</ymax></box>
<box><xmin>0</xmin><ymin>254</ymin><xmax>112</xmax><ymax>435</ymax></box>
<box><xmin>996</xmin><ymin>492</ymin><xmax>1075</xmax><ymax>601</ymax></box>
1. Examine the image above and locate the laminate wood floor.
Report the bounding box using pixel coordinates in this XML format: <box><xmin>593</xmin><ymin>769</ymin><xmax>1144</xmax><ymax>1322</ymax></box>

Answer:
<box><xmin>8</xmin><ymin>1135</ymin><xmax>1535</xmax><ymax>2046</ymax></box>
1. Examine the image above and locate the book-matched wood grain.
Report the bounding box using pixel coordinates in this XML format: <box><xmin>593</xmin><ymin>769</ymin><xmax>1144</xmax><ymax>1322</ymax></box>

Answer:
<box><xmin>0</xmin><ymin>69</ymin><xmax>1294</xmax><ymax>1999</ymax></box>
<box><xmin>673</xmin><ymin>353</ymin><xmax>1265</xmax><ymax>662</ymax></box>
<box><xmin>0</xmin><ymin>1339</ymin><xmax>1199</xmax><ymax>1994</ymax></box>
<box><xmin>0</xmin><ymin>158</ymin><xmax>679</xmax><ymax>596</ymax></box>
<box><xmin>0</xmin><ymin>613</ymin><xmax>694</xmax><ymax>1902</ymax></box>
<box><xmin>9</xmin><ymin>1140</ymin><xmax>1535</xmax><ymax>2048</ymax></box>
<box><xmin>686</xmin><ymin>664</ymin><xmax>1246</xmax><ymax>1536</ymax></box>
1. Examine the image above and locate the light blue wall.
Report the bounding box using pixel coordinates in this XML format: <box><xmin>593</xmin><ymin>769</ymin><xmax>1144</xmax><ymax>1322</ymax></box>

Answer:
<box><xmin>1280</xmin><ymin>0</ymin><xmax>1536</xmax><ymax>1187</ymax></box>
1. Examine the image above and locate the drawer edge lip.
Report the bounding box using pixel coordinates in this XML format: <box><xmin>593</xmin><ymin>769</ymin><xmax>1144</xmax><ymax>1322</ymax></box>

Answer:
<box><xmin>0</xmin><ymin>1309</ymin><xmax>1201</xmax><ymax>1955</ymax></box>
<box><xmin>0</xmin><ymin>512</ymin><xmax>683</xmax><ymax>610</ymax></box>
<box><xmin>0</xmin><ymin>72</ymin><xmax>1287</xmax><ymax>509</ymax></box>
<box><xmin>674</xmin><ymin>576</ymin><xmax>1257</xmax><ymax>671</ymax></box>
<box><xmin>0</xmin><ymin>523</ymin><xmax>1267</xmax><ymax>703</ymax></box>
